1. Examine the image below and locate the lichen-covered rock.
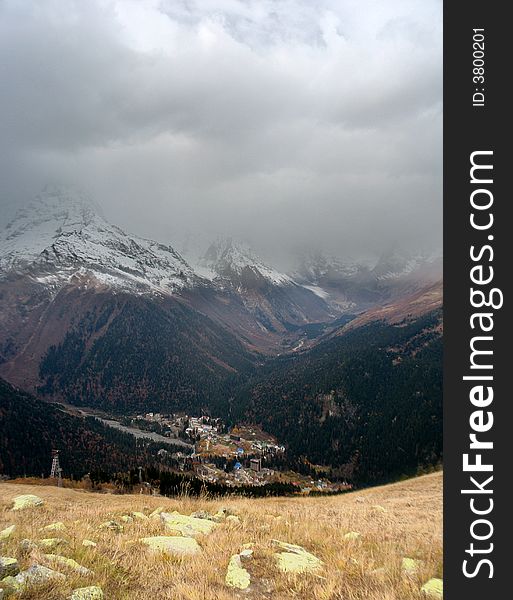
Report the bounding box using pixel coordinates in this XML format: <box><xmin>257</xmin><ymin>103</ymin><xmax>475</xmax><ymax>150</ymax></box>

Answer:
<box><xmin>0</xmin><ymin>575</ymin><xmax>22</xmax><ymax>595</ymax></box>
<box><xmin>190</xmin><ymin>510</ymin><xmax>214</xmax><ymax>521</ymax></box>
<box><xmin>11</xmin><ymin>494</ymin><xmax>44</xmax><ymax>511</ymax></box>
<box><xmin>402</xmin><ymin>557</ymin><xmax>423</xmax><ymax>575</ymax></box>
<box><xmin>213</xmin><ymin>508</ymin><xmax>228</xmax><ymax>522</ymax></box>
<box><xmin>239</xmin><ymin>548</ymin><xmax>253</xmax><ymax>559</ymax></box>
<box><xmin>372</xmin><ymin>505</ymin><xmax>387</xmax><ymax>513</ymax></box>
<box><xmin>99</xmin><ymin>520</ymin><xmax>123</xmax><ymax>532</ymax></box>
<box><xmin>39</xmin><ymin>537</ymin><xmax>68</xmax><ymax>550</ymax></box>
<box><xmin>148</xmin><ymin>506</ymin><xmax>165</xmax><ymax>520</ymax></box>
<box><xmin>19</xmin><ymin>539</ymin><xmax>38</xmax><ymax>555</ymax></box>
<box><xmin>161</xmin><ymin>512</ymin><xmax>217</xmax><ymax>537</ymax></box>
<box><xmin>42</xmin><ymin>522</ymin><xmax>66</xmax><ymax>533</ymax></box>
<box><xmin>120</xmin><ymin>515</ymin><xmax>134</xmax><ymax>523</ymax></box>
<box><xmin>226</xmin><ymin>515</ymin><xmax>241</xmax><ymax>524</ymax></box>
<box><xmin>43</xmin><ymin>554</ymin><xmax>93</xmax><ymax>577</ymax></box>
<box><xmin>421</xmin><ymin>578</ymin><xmax>443</xmax><ymax>599</ymax></box>
<box><xmin>0</xmin><ymin>557</ymin><xmax>19</xmax><ymax>578</ymax></box>
<box><xmin>140</xmin><ymin>535</ymin><xmax>201</xmax><ymax>556</ymax></box>
<box><xmin>273</xmin><ymin>540</ymin><xmax>323</xmax><ymax>574</ymax></box>
<box><xmin>13</xmin><ymin>564</ymin><xmax>66</xmax><ymax>587</ymax></box>
<box><xmin>344</xmin><ymin>531</ymin><xmax>361</xmax><ymax>541</ymax></box>
<box><xmin>71</xmin><ymin>586</ymin><xmax>104</xmax><ymax>600</ymax></box>
<box><xmin>132</xmin><ymin>511</ymin><xmax>149</xmax><ymax>521</ymax></box>
<box><xmin>0</xmin><ymin>526</ymin><xmax>15</xmax><ymax>542</ymax></box>
<box><xmin>82</xmin><ymin>540</ymin><xmax>97</xmax><ymax>548</ymax></box>
<box><xmin>225</xmin><ymin>554</ymin><xmax>251</xmax><ymax>590</ymax></box>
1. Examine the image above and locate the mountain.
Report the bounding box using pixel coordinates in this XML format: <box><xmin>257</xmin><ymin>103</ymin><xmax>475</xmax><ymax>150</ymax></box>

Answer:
<box><xmin>0</xmin><ymin>184</ymin><xmax>197</xmax><ymax>295</ymax></box>
<box><xmin>292</xmin><ymin>248</ymin><xmax>442</xmax><ymax>312</ymax></box>
<box><xmin>0</xmin><ymin>187</ymin><xmax>261</xmax><ymax>408</ymax></box>
<box><xmin>182</xmin><ymin>238</ymin><xmax>338</xmax><ymax>343</ymax></box>
<box><xmin>199</xmin><ymin>238</ymin><xmax>293</xmax><ymax>287</ymax></box>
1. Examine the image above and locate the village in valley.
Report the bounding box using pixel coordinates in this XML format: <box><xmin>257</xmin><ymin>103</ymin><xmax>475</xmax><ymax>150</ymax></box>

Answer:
<box><xmin>123</xmin><ymin>412</ymin><xmax>348</xmax><ymax>493</ymax></box>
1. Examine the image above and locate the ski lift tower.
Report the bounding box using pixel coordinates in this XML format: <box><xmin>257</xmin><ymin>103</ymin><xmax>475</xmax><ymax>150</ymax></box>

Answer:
<box><xmin>50</xmin><ymin>449</ymin><xmax>63</xmax><ymax>487</ymax></box>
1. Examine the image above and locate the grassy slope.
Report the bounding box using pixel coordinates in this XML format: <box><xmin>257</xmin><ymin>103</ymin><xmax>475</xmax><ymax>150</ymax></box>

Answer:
<box><xmin>0</xmin><ymin>472</ymin><xmax>442</xmax><ymax>599</ymax></box>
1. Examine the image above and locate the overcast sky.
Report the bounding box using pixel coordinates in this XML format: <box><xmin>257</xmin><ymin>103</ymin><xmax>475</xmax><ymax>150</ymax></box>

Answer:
<box><xmin>0</xmin><ymin>0</ymin><xmax>442</xmax><ymax>264</ymax></box>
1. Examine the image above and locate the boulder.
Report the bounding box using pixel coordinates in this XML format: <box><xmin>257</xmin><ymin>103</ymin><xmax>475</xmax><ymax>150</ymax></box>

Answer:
<box><xmin>43</xmin><ymin>554</ymin><xmax>93</xmax><ymax>577</ymax></box>
<box><xmin>120</xmin><ymin>515</ymin><xmax>134</xmax><ymax>523</ymax></box>
<box><xmin>225</xmin><ymin>554</ymin><xmax>251</xmax><ymax>590</ymax></box>
<box><xmin>161</xmin><ymin>512</ymin><xmax>217</xmax><ymax>537</ymax></box>
<box><xmin>71</xmin><ymin>586</ymin><xmax>104</xmax><ymax>600</ymax></box>
<box><xmin>140</xmin><ymin>536</ymin><xmax>201</xmax><ymax>556</ymax></box>
<box><xmin>11</xmin><ymin>495</ymin><xmax>44</xmax><ymax>511</ymax></box>
<box><xmin>0</xmin><ymin>526</ymin><xmax>15</xmax><ymax>542</ymax></box>
<box><xmin>226</xmin><ymin>515</ymin><xmax>241</xmax><ymax>525</ymax></box>
<box><xmin>99</xmin><ymin>520</ymin><xmax>123</xmax><ymax>532</ymax></box>
<box><xmin>13</xmin><ymin>564</ymin><xmax>66</xmax><ymax>587</ymax></box>
<box><xmin>42</xmin><ymin>522</ymin><xmax>66</xmax><ymax>533</ymax></box>
<box><xmin>148</xmin><ymin>507</ymin><xmax>165</xmax><ymax>520</ymax></box>
<box><xmin>0</xmin><ymin>576</ymin><xmax>22</xmax><ymax>595</ymax></box>
<box><xmin>213</xmin><ymin>508</ymin><xmax>228</xmax><ymax>522</ymax></box>
<box><xmin>39</xmin><ymin>537</ymin><xmax>68</xmax><ymax>551</ymax></box>
<box><xmin>190</xmin><ymin>510</ymin><xmax>214</xmax><ymax>521</ymax></box>
<box><xmin>239</xmin><ymin>549</ymin><xmax>254</xmax><ymax>559</ymax></box>
<box><xmin>273</xmin><ymin>540</ymin><xmax>323</xmax><ymax>574</ymax></box>
<box><xmin>0</xmin><ymin>557</ymin><xmax>19</xmax><ymax>578</ymax></box>
<box><xmin>132</xmin><ymin>512</ymin><xmax>149</xmax><ymax>521</ymax></box>
<box><xmin>421</xmin><ymin>578</ymin><xmax>443</xmax><ymax>599</ymax></box>
<box><xmin>402</xmin><ymin>557</ymin><xmax>423</xmax><ymax>576</ymax></box>
<box><xmin>82</xmin><ymin>540</ymin><xmax>97</xmax><ymax>548</ymax></box>
<box><xmin>19</xmin><ymin>539</ymin><xmax>38</xmax><ymax>555</ymax></box>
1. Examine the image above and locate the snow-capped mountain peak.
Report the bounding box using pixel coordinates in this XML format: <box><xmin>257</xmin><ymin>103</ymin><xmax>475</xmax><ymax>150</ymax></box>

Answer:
<box><xmin>200</xmin><ymin>237</ymin><xmax>292</xmax><ymax>286</ymax></box>
<box><xmin>0</xmin><ymin>185</ymin><xmax>196</xmax><ymax>295</ymax></box>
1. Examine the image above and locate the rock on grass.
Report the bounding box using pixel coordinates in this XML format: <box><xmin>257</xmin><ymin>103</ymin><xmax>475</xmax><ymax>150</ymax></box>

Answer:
<box><xmin>11</xmin><ymin>495</ymin><xmax>44</xmax><ymax>511</ymax></box>
<box><xmin>0</xmin><ymin>526</ymin><xmax>15</xmax><ymax>542</ymax></box>
<box><xmin>273</xmin><ymin>540</ymin><xmax>323</xmax><ymax>574</ymax></box>
<box><xmin>140</xmin><ymin>536</ymin><xmax>201</xmax><ymax>556</ymax></box>
<box><xmin>225</xmin><ymin>554</ymin><xmax>251</xmax><ymax>590</ymax></box>
<box><xmin>421</xmin><ymin>578</ymin><xmax>443</xmax><ymax>599</ymax></box>
<box><xmin>161</xmin><ymin>512</ymin><xmax>217</xmax><ymax>537</ymax></box>
<box><xmin>0</xmin><ymin>557</ymin><xmax>19</xmax><ymax>578</ymax></box>
<box><xmin>70</xmin><ymin>586</ymin><xmax>104</xmax><ymax>600</ymax></box>
<box><xmin>43</xmin><ymin>554</ymin><xmax>93</xmax><ymax>577</ymax></box>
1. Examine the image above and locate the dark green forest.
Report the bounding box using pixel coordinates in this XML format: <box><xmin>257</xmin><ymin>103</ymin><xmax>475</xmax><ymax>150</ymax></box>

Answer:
<box><xmin>231</xmin><ymin>310</ymin><xmax>443</xmax><ymax>484</ymax></box>
<box><xmin>0</xmin><ymin>378</ymin><xmax>183</xmax><ymax>478</ymax></box>
<box><xmin>38</xmin><ymin>294</ymin><xmax>256</xmax><ymax>414</ymax></box>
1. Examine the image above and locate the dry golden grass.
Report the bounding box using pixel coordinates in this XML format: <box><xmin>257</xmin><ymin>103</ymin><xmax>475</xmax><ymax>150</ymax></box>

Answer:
<box><xmin>0</xmin><ymin>472</ymin><xmax>442</xmax><ymax>600</ymax></box>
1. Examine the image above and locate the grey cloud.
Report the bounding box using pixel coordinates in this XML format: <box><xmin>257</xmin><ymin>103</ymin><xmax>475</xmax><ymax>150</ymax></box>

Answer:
<box><xmin>0</xmin><ymin>0</ymin><xmax>442</xmax><ymax>262</ymax></box>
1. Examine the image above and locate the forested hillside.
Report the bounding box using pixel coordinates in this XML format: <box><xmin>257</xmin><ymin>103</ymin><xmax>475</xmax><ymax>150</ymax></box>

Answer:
<box><xmin>37</xmin><ymin>293</ymin><xmax>257</xmax><ymax>414</ymax></box>
<box><xmin>232</xmin><ymin>310</ymin><xmax>443</xmax><ymax>483</ymax></box>
<box><xmin>0</xmin><ymin>378</ymin><xmax>178</xmax><ymax>478</ymax></box>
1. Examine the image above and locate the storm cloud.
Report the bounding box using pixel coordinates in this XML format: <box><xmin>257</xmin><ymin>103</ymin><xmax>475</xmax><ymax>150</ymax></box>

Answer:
<box><xmin>0</xmin><ymin>0</ymin><xmax>442</xmax><ymax>264</ymax></box>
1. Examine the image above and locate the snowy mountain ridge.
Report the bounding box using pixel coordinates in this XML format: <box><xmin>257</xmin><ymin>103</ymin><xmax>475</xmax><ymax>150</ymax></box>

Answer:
<box><xmin>0</xmin><ymin>185</ymin><xmax>196</xmax><ymax>295</ymax></box>
<box><xmin>199</xmin><ymin>237</ymin><xmax>293</xmax><ymax>287</ymax></box>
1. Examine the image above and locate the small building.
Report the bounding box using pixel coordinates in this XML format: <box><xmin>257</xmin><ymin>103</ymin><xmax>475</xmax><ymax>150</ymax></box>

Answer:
<box><xmin>249</xmin><ymin>458</ymin><xmax>262</xmax><ymax>472</ymax></box>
